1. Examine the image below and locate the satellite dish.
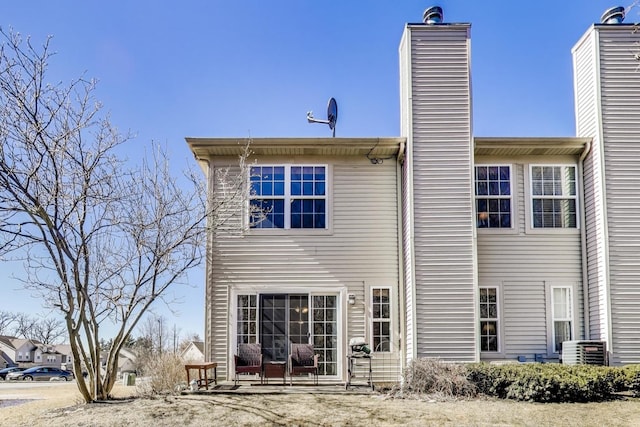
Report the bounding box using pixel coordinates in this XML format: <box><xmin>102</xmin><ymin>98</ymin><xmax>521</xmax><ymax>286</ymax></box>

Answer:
<box><xmin>327</xmin><ymin>98</ymin><xmax>337</xmax><ymax>131</ymax></box>
<box><xmin>307</xmin><ymin>97</ymin><xmax>338</xmax><ymax>137</ymax></box>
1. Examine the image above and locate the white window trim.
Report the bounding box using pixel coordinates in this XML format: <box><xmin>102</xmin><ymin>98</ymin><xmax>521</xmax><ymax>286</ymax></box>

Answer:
<box><xmin>248</xmin><ymin>164</ymin><xmax>330</xmax><ymax>231</ymax></box>
<box><xmin>474</xmin><ymin>164</ymin><xmax>514</xmax><ymax>231</ymax></box>
<box><xmin>527</xmin><ymin>163</ymin><xmax>580</xmax><ymax>231</ymax></box>
<box><xmin>366</xmin><ymin>284</ymin><xmax>394</xmax><ymax>353</ymax></box>
<box><xmin>548</xmin><ymin>284</ymin><xmax>576</xmax><ymax>354</ymax></box>
<box><xmin>479</xmin><ymin>286</ymin><xmax>501</xmax><ymax>354</ymax></box>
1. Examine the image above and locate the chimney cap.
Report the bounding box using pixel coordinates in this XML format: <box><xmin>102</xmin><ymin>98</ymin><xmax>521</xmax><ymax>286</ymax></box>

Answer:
<box><xmin>423</xmin><ymin>6</ymin><xmax>443</xmax><ymax>24</ymax></box>
<box><xmin>600</xmin><ymin>6</ymin><xmax>625</xmax><ymax>24</ymax></box>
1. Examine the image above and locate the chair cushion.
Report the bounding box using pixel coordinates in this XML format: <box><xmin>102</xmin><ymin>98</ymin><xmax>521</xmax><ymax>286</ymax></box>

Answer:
<box><xmin>237</xmin><ymin>343</ymin><xmax>261</xmax><ymax>367</ymax></box>
<box><xmin>293</xmin><ymin>345</ymin><xmax>315</xmax><ymax>367</ymax></box>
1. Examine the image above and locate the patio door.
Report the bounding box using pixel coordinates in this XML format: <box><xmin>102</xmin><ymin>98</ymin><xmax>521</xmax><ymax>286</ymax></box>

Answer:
<box><xmin>255</xmin><ymin>293</ymin><xmax>339</xmax><ymax>376</ymax></box>
<box><xmin>260</xmin><ymin>294</ymin><xmax>309</xmax><ymax>362</ymax></box>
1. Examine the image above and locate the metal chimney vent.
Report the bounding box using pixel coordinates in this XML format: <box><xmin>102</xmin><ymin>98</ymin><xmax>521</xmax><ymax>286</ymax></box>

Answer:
<box><xmin>423</xmin><ymin>6</ymin><xmax>443</xmax><ymax>24</ymax></box>
<box><xmin>600</xmin><ymin>6</ymin><xmax>625</xmax><ymax>24</ymax></box>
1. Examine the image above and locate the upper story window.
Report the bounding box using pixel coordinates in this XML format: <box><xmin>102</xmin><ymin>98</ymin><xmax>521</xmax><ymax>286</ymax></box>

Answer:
<box><xmin>250</xmin><ymin>165</ymin><xmax>327</xmax><ymax>229</ymax></box>
<box><xmin>475</xmin><ymin>165</ymin><xmax>511</xmax><ymax>228</ymax></box>
<box><xmin>531</xmin><ymin>165</ymin><xmax>577</xmax><ymax>228</ymax></box>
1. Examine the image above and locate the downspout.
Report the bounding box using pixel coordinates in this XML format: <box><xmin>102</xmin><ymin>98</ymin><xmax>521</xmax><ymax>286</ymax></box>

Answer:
<box><xmin>578</xmin><ymin>140</ymin><xmax>592</xmax><ymax>340</ymax></box>
<box><xmin>396</xmin><ymin>142</ymin><xmax>406</xmax><ymax>374</ymax></box>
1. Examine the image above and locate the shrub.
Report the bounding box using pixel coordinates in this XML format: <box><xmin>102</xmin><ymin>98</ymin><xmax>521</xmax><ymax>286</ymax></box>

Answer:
<box><xmin>466</xmin><ymin>363</ymin><xmax>630</xmax><ymax>403</ymax></box>
<box><xmin>620</xmin><ymin>364</ymin><xmax>640</xmax><ymax>397</ymax></box>
<box><xmin>396</xmin><ymin>358</ymin><xmax>476</xmax><ymax>399</ymax></box>
<box><xmin>137</xmin><ymin>352</ymin><xmax>188</xmax><ymax>396</ymax></box>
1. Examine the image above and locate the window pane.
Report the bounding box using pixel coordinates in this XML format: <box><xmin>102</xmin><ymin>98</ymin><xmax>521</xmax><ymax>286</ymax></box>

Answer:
<box><xmin>262</xmin><ymin>182</ymin><xmax>273</xmax><ymax>196</ymax></box>
<box><xmin>499</xmin><ymin>166</ymin><xmax>510</xmax><ymax>180</ymax></box>
<box><xmin>554</xmin><ymin>321</ymin><xmax>571</xmax><ymax>352</ymax></box>
<box><xmin>500</xmin><ymin>181</ymin><xmax>510</xmax><ymax>196</ymax></box>
<box><xmin>303</xmin><ymin>182</ymin><xmax>314</xmax><ymax>195</ymax></box>
<box><xmin>291</xmin><ymin>199</ymin><xmax>301</xmax><ymax>214</ymax></box>
<box><xmin>291</xmin><ymin>182</ymin><xmax>301</xmax><ymax>196</ymax></box>
<box><xmin>488</xmin><ymin>167</ymin><xmax>498</xmax><ymax>180</ymax></box>
<box><xmin>291</xmin><ymin>167</ymin><xmax>301</xmax><ymax>181</ymax></box>
<box><xmin>303</xmin><ymin>167</ymin><xmax>314</xmax><ymax>180</ymax></box>
<box><xmin>480</xmin><ymin>305</ymin><xmax>488</xmax><ymax>318</ymax></box>
<box><xmin>489</xmin><ymin>182</ymin><xmax>499</xmax><ymax>195</ymax></box>
<box><xmin>476</xmin><ymin>167</ymin><xmax>487</xmax><ymax>180</ymax></box>
<box><xmin>274</xmin><ymin>182</ymin><xmax>285</xmax><ymax>196</ymax></box>
<box><xmin>273</xmin><ymin>167</ymin><xmax>285</xmax><ymax>180</ymax></box>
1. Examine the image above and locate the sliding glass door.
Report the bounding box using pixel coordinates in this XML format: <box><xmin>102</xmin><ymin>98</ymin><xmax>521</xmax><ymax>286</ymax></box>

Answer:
<box><xmin>250</xmin><ymin>293</ymin><xmax>337</xmax><ymax>376</ymax></box>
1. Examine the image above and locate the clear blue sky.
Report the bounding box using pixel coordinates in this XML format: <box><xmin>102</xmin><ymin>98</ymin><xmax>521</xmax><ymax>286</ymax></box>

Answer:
<box><xmin>1</xmin><ymin>1</ymin><xmax>635</xmax><ymax>341</ymax></box>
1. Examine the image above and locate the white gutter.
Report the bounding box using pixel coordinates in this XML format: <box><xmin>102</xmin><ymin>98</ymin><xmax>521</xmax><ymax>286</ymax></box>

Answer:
<box><xmin>578</xmin><ymin>140</ymin><xmax>592</xmax><ymax>339</ymax></box>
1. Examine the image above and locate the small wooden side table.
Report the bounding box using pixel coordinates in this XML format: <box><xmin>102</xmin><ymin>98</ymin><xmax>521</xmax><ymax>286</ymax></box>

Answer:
<box><xmin>263</xmin><ymin>361</ymin><xmax>286</xmax><ymax>385</ymax></box>
<box><xmin>185</xmin><ymin>362</ymin><xmax>218</xmax><ymax>390</ymax></box>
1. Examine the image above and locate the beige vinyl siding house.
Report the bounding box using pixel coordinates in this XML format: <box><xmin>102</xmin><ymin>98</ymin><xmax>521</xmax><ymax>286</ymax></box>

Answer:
<box><xmin>399</xmin><ymin>22</ymin><xmax>477</xmax><ymax>363</ymax></box>
<box><xmin>573</xmin><ymin>23</ymin><xmax>640</xmax><ymax>365</ymax></box>
<box><xmin>189</xmin><ymin>6</ymin><xmax>640</xmax><ymax>374</ymax></box>
<box><xmin>187</xmin><ymin>138</ymin><xmax>405</xmax><ymax>382</ymax></box>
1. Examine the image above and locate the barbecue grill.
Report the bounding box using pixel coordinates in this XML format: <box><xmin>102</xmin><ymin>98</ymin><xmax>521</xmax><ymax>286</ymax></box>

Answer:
<box><xmin>345</xmin><ymin>337</ymin><xmax>373</xmax><ymax>390</ymax></box>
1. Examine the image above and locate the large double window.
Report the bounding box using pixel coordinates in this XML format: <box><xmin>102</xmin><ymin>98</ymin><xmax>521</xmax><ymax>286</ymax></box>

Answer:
<box><xmin>475</xmin><ymin>165</ymin><xmax>512</xmax><ymax>228</ymax></box>
<box><xmin>531</xmin><ymin>165</ymin><xmax>577</xmax><ymax>228</ymax></box>
<box><xmin>250</xmin><ymin>165</ymin><xmax>327</xmax><ymax>229</ymax></box>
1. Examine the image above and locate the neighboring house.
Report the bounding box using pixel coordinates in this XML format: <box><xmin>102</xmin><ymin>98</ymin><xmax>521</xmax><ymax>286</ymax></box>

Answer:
<box><xmin>0</xmin><ymin>336</ymin><xmax>75</xmax><ymax>369</ymax></box>
<box><xmin>187</xmin><ymin>6</ymin><xmax>640</xmax><ymax>382</ymax></box>
<box><xmin>180</xmin><ymin>341</ymin><xmax>205</xmax><ymax>363</ymax></box>
<box><xmin>0</xmin><ymin>337</ymin><xmax>38</xmax><ymax>365</ymax></box>
<box><xmin>99</xmin><ymin>348</ymin><xmax>138</xmax><ymax>375</ymax></box>
<box><xmin>117</xmin><ymin>348</ymin><xmax>137</xmax><ymax>374</ymax></box>
<box><xmin>34</xmin><ymin>344</ymin><xmax>72</xmax><ymax>367</ymax></box>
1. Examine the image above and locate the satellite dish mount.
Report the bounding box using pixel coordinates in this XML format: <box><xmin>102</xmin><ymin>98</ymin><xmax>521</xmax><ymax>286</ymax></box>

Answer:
<box><xmin>307</xmin><ymin>97</ymin><xmax>338</xmax><ymax>137</ymax></box>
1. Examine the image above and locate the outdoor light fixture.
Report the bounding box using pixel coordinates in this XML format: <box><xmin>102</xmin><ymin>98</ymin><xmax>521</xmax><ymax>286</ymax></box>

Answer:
<box><xmin>348</xmin><ymin>294</ymin><xmax>356</xmax><ymax>305</ymax></box>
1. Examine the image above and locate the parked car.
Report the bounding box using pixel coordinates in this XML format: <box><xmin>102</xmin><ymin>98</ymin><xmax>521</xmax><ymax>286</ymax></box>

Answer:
<box><xmin>0</xmin><ymin>366</ymin><xmax>25</xmax><ymax>380</ymax></box>
<box><xmin>6</xmin><ymin>366</ymin><xmax>74</xmax><ymax>381</ymax></box>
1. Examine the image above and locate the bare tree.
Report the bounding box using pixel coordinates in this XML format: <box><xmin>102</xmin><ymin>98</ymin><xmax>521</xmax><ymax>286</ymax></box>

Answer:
<box><xmin>31</xmin><ymin>316</ymin><xmax>67</xmax><ymax>344</ymax></box>
<box><xmin>0</xmin><ymin>311</ymin><xmax>15</xmax><ymax>335</ymax></box>
<box><xmin>137</xmin><ymin>314</ymin><xmax>169</xmax><ymax>354</ymax></box>
<box><xmin>0</xmin><ymin>29</ymin><xmax>249</xmax><ymax>402</ymax></box>
<box><xmin>12</xmin><ymin>312</ymin><xmax>36</xmax><ymax>339</ymax></box>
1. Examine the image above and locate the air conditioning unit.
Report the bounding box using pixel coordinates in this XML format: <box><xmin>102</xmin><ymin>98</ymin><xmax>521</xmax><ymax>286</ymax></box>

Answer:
<box><xmin>561</xmin><ymin>340</ymin><xmax>607</xmax><ymax>366</ymax></box>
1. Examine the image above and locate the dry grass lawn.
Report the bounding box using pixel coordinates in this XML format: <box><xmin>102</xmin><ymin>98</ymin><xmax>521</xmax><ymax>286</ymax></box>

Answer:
<box><xmin>1</xmin><ymin>382</ymin><xmax>640</xmax><ymax>426</ymax></box>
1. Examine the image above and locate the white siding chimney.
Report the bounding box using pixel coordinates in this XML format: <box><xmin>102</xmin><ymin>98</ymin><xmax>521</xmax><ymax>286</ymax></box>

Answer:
<box><xmin>399</xmin><ymin>12</ymin><xmax>477</xmax><ymax>362</ymax></box>
<box><xmin>573</xmin><ymin>14</ymin><xmax>640</xmax><ymax>365</ymax></box>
